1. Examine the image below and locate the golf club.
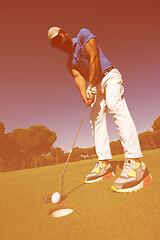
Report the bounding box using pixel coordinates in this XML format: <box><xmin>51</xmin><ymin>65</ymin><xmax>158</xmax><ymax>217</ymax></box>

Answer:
<box><xmin>61</xmin><ymin>106</ymin><xmax>88</xmax><ymax>198</ymax></box>
<box><xmin>43</xmin><ymin>106</ymin><xmax>88</xmax><ymax>204</ymax></box>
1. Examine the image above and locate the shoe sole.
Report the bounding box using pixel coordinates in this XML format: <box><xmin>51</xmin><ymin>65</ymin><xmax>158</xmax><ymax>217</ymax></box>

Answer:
<box><xmin>83</xmin><ymin>172</ymin><xmax>115</xmax><ymax>184</ymax></box>
<box><xmin>111</xmin><ymin>174</ymin><xmax>153</xmax><ymax>193</ymax></box>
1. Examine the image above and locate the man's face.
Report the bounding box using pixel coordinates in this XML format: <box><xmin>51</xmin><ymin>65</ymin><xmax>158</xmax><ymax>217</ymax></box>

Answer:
<box><xmin>51</xmin><ymin>29</ymin><xmax>72</xmax><ymax>53</ymax></box>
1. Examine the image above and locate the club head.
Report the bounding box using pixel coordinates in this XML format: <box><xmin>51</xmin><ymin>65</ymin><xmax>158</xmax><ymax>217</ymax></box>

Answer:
<box><xmin>44</xmin><ymin>193</ymin><xmax>66</xmax><ymax>204</ymax></box>
<box><xmin>43</xmin><ymin>194</ymin><xmax>52</xmax><ymax>203</ymax></box>
<box><xmin>59</xmin><ymin>194</ymin><xmax>66</xmax><ymax>203</ymax></box>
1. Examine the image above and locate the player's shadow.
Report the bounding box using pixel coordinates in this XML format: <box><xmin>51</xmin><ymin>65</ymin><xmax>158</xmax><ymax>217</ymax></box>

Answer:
<box><xmin>66</xmin><ymin>160</ymin><xmax>124</xmax><ymax>196</ymax></box>
<box><xmin>109</xmin><ymin>160</ymin><xmax>124</xmax><ymax>173</ymax></box>
<box><xmin>66</xmin><ymin>182</ymin><xmax>85</xmax><ymax>196</ymax></box>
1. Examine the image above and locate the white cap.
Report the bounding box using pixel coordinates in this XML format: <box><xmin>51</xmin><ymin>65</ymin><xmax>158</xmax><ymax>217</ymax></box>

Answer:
<box><xmin>48</xmin><ymin>27</ymin><xmax>61</xmax><ymax>41</ymax></box>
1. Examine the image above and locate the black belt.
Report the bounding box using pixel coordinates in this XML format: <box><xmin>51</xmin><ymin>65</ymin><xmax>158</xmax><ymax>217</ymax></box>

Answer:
<box><xmin>101</xmin><ymin>66</ymin><xmax>114</xmax><ymax>79</ymax></box>
<box><xmin>96</xmin><ymin>66</ymin><xmax>115</xmax><ymax>84</ymax></box>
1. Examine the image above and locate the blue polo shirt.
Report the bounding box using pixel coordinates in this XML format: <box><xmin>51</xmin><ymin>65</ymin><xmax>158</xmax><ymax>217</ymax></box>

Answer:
<box><xmin>67</xmin><ymin>28</ymin><xmax>112</xmax><ymax>81</ymax></box>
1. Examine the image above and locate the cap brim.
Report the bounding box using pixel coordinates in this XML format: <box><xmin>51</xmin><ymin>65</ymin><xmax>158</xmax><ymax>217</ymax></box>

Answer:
<box><xmin>50</xmin><ymin>31</ymin><xmax>59</xmax><ymax>40</ymax></box>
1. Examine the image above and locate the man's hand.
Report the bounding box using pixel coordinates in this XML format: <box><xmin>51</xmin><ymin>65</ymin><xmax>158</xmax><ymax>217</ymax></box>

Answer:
<box><xmin>82</xmin><ymin>93</ymin><xmax>95</xmax><ymax>106</ymax></box>
<box><xmin>71</xmin><ymin>69</ymin><xmax>96</xmax><ymax>106</ymax></box>
<box><xmin>87</xmin><ymin>94</ymin><xmax>95</xmax><ymax>106</ymax></box>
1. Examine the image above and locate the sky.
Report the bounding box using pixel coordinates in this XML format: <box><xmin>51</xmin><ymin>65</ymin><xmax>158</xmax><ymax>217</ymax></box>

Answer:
<box><xmin>1</xmin><ymin>0</ymin><xmax>160</xmax><ymax>152</ymax></box>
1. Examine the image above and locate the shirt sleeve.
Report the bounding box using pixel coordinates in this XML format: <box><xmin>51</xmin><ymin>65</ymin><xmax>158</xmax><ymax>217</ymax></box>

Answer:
<box><xmin>77</xmin><ymin>28</ymin><xmax>96</xmax><ymax>46</ymax></box>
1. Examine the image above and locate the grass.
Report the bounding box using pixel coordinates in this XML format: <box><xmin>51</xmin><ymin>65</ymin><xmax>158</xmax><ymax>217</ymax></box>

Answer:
<box><xmin>0</xmin><ymin>149</ymin><xmax>160</xmax><ymax>240</ymax></box>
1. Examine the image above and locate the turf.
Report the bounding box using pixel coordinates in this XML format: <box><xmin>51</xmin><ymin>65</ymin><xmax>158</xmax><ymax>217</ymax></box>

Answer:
<box><xmin>0</xmin><ymin>149</ymin><xmax>160</xmax><ymax>240</ymax></box>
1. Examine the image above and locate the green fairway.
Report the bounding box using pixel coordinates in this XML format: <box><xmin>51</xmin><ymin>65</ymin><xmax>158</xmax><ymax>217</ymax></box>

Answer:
<box><xmin>0</xmin><ymin>149</ymin><xmax>160</xmax><ymax>240</ymax></box>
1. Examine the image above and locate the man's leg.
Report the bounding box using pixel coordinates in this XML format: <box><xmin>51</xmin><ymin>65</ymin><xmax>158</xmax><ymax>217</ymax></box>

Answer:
<box><xmin>90</xmin><ymin>92</ymin><xmax>112</xmax><ymax>161</ymax></box>
<box><xmin>105</xmin><ymin>69</ymin><xmax>142</xmax><ymax>159</ymax></box>
<box><xmin>104</xmin><ymin>69</ymin><xmax>153</xmax><ymax>192</ymax></box>
<box><xmin>83</xmin><ymin>88</ymin><xmax>115</xmax><ymax>183</ymax></box>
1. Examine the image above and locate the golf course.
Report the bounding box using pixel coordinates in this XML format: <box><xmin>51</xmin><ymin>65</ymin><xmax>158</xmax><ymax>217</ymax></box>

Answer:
<box><xmin>0</xmin><ymin>149</ymin><xmax>159</xmax><ymax>240</ymax></box>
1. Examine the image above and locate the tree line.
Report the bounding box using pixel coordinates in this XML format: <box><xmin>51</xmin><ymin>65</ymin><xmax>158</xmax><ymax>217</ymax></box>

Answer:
<box><xmin>0</xmin><ymin>116</ymin><xmax>160</xmax><ymax>172</ymax></box>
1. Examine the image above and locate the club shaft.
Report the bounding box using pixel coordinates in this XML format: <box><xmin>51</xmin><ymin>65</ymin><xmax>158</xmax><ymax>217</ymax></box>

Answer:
<box><xmin>61</xmin><ymin>106</ymin><xmax>88</xmax><ymax>195</ymax></box>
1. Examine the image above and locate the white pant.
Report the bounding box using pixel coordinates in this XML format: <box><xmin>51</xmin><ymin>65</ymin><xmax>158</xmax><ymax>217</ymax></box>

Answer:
<box><xmin>90</xmin><ymin>69</ymin><xmax>143</xmax><ymax>160</ymax></box>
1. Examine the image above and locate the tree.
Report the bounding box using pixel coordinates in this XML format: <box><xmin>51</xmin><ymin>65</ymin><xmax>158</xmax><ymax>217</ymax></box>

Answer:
<box><xmin>139</xmin><ymin>130</ymin><xmax>160</xmax><ymax>150</ymax></box>
<box><xmin>0</xmin><ymin>122</ymin><xmax>5</xmax><ymax>135</ymax></box>
<box><xmin>110</xmin><ymin>140</ymin><xmax>123</xmax><ymax>155</ymax></box>
<box><xmin>0</xmin><ymin>125</ymin><xmax>57</xmax><ymax>171</ymax></box>
<box><xmin>152</xmin><ymin>116</ymin><xmax>160</xmax><ymax>131</ymax></box>
<box><xmin>50</xmin><ymin>147</ymin><xmax>64</xmax><ymax>164</ymax></box>
<box><xmin>0</xmin><ymin>134</ymin><xmax>13</xmax><ymax>171</ymax></box>
<box><xmin>20</xmin><ymin>125</ymin><xmax>57</xmax><ymax>167</ymax></box>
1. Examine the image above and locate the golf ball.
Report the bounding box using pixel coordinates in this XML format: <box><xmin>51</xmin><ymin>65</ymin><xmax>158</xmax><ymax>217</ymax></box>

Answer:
<box><xmin>51</xmin><ymin>192</ymin><xmax>61</xmax><ymax>204</ymax></box>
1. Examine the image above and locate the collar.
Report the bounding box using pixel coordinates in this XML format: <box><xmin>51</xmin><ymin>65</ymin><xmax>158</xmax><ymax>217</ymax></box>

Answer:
<box><xmin>72</xmin><ymin>37</ymin><xmax>78</xmax><ymax>46</ymax></box>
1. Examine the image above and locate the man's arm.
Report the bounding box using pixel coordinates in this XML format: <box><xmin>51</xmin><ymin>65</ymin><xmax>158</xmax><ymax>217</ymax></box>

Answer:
<box><xmin>84</xmin><ymin>38</ymin><xmax>102</xmax><ymax>86</ymax></box>
<box><xmin>72</xmin><ymin>68</ymin><xmax>94</xmax><ymax>106</ymax></box>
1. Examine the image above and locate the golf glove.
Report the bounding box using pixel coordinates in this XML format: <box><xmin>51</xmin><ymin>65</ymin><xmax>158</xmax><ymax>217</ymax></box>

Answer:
<box><xmin>86</xmin><ymin>84</ymin><xmax>97</xmax><ymax>99</ymax></box>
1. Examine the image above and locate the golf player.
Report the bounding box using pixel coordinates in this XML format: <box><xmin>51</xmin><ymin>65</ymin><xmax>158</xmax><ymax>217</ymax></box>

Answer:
<box><xmin>48</xmin><ymin>27</ymin><xmax>153</xmax><ymax>193</ymax></box>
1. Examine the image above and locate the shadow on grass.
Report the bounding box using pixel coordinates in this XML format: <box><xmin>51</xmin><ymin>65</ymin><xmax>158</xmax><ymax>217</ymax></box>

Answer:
<box><xmin>66</xmin><ymin>182</ymin><xmax>85</xmax><ymax>196</ymax></box>
<box><xmin>42</xmin><ymin>160</ymin><xmax>124</xmax><ymax>205</ymax></box>
<box><xmin>65</xmin><ymin>160</ymin><xmax>124</xmax><ymax>197</ymax></box>
<box><xmin>109</xmin><ymin>160</ymin><xmax>124</xmax><ymax>173</ymax></box>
